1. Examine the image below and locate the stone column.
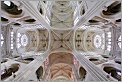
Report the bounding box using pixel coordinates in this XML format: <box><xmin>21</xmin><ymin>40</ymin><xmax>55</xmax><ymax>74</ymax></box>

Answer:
<box><xmin>72</xmin><ymin>51</ymin><xmax>117</xmax><ymax>81</ymax></box>
<box><xmin>71</xmin><ymin>65</ymin><xmax>79</xmax><ymax>81</ymax></box>
<box><xmin>7</xmin><ymin>52</ymin><xmax>49</xmax><ymax>81</ymax></box>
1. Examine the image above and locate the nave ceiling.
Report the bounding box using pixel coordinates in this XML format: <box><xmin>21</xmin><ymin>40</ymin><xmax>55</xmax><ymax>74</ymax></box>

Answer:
<box><xmin>1</xmin><ymin>0</ymin><xmax>121</xmax><ymax>81</ymax></box>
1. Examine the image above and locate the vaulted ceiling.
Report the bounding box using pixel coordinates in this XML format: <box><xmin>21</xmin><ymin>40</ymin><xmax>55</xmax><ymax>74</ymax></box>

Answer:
<box><xmin>0</xmin><ymin>0</ymin><xmax>121</xmax><ymax>81</ymax></box>
<box><xmin>50</xmin><ymin>1</ymin><xmax>74</xmax><ymax>29</ymax></box>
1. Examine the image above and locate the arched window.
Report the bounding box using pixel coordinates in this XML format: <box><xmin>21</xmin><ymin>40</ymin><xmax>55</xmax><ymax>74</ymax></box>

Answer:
<box><xmin>16</xmin><ymin>33</ymin><xmax>28</xmax><ymax>48</ymax></box>
<box><xmin>106</xmin><ymin>32</ymin><xmax>112</xmax><ymax>51</ymax></box>
<box><xmin>118</xmin><ymin>36</ymin><xmax>121</xmax><ymax>49</ymax></box>
<box><xmin>107</xmin><ymin>45</ymin><xmax>111</xmax><ymax>51</ymax></box>
<box><xmin>16</xmin><ymin>33</ymin><xmax>21</xmax><ymax>48</ymax></box>
<box><xmin>21</xmin><ymin>34</ymin><xmax>28</xmax><ymax>46</ymax></box>
<box><xmin>101</xmin><ymin>33</ymin><xmax>105</xmax><ymax>49</ymax></box>
<box><xmin>93</xmin><ymin>35</ymin><xmax>102</xmax><ymax>48</ymax></box>
<box><xmin>1</xmin><ymin>34</ymin><xmax>4</xmax><ymax>46</ymax></box>
<box><xmin>10</xmin><ymin>32</ymin><xmax>14</xmax><ymax>49</ymax></box>
<box><xmin>107</xmin><ymin>32</ymin><xmax>111</xmax><ymax>38</ymax></box>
